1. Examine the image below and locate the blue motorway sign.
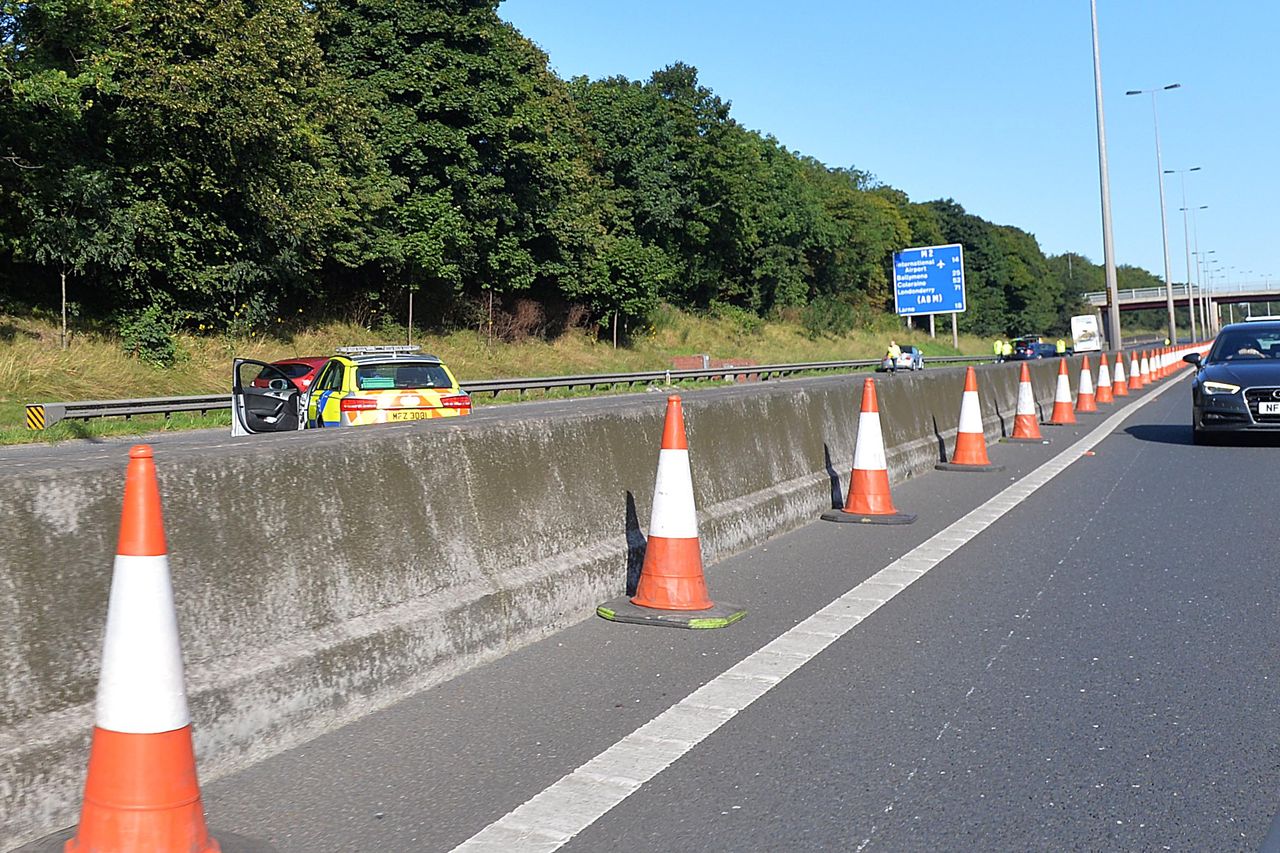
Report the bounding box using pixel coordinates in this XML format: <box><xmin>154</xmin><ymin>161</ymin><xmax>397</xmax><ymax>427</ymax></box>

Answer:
<box><xmin>893</xmin><ymin>243</ymin><xmax>966</xmax><ymax>316</ymax></box>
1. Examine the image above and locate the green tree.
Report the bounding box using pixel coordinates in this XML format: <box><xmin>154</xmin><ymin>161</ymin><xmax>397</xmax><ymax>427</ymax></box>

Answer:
<box><xmin>318</xmin><ymin>0</ymin><xmax>607</xmax><ymax>332</ymax></box>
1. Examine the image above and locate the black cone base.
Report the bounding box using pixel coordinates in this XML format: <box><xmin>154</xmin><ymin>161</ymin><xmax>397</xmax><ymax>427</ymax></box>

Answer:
<box><xmin>935</xmin><ymin>461</ymin><xmax>1005</xmax><ymax>473</ymax></box>
<box><xmin>596</xmin><ymin>596</ymin><xmax>746</xmax><ymax>629</ymax></box>
<box><xmin>820</xmin><ymin>509</ymin><xmax>916</xmax><ymax>525</ymax></box>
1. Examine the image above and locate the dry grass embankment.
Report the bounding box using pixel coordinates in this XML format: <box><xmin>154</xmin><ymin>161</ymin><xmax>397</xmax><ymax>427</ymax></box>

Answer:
<box><xmin>0</xmin><ymin>307</ymin><xmax>989</xmax><ymax>444</ymax></box>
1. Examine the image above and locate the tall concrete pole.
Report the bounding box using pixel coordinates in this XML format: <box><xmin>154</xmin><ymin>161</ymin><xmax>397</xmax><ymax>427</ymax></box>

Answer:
<box><xmin>1129</xmin><ymin>87</ymin><xmax>1181</xmax><ymax>342</ymax></box>
<box><xmin>1181</xmin><ymin>204</ymin><xmax>1196</xmax><ymax>341</ymax></box>
<box><xmin>1091</xmin><ymin>0</ymin><xmax>1122</xmax><ymax>348</ymax></box>
<box><xmin>1152</xmin><ymin>94</ymin><xmax>1177</xmax><ymax>343</ymax></box>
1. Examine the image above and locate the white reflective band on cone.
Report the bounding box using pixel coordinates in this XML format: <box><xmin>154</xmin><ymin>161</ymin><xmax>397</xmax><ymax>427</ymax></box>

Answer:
<box><xmin>97</xmin><ymin>554</ymin><xmax>191</xmax><ymax>734</ymax></box>
<box><xmin>1098</xmin><ymin>363</ymin><xmax>1111</xmax><ymax>386</ymax></box>
<box><xmin>852</xmin><ymin>410</ymin><xmax>887</xmax><ymax>472</ymax></box>
<box><xmin>1055</xmin><ymin>374</ymin><xmax>1072</xmax><ymax>403</ymax></box>
<box><xmin>648</xmin><ymin>449</ymin><xmax>698</xmax><ymax>539</ymax></box>
<box><xmin>1079</xmin><ymin>369</ymin><xmax>1094</xmax><ymax>395</ymax></box>
<box><xmin>957</xmin><ymin>390</ymin><xmax>982</xmax><ymax>433</ymax></box>
<box><xmin>1016</xmin><ymin>380</ymin><xmax>1036</xmax><ymax>416</ymax></box>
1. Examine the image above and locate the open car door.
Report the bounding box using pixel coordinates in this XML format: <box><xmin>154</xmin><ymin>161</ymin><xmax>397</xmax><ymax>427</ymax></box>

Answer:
<box><xmin>232</xmin><ymin>359</ymin><xmax>304</xmax><ymax>436</ymax></box>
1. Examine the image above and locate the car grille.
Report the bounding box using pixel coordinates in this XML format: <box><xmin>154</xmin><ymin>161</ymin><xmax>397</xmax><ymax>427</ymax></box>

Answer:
<box><xmin>1244</xmin><ymin>387</ymin><xmax>1280</xmax><ymax>422</ymax></box>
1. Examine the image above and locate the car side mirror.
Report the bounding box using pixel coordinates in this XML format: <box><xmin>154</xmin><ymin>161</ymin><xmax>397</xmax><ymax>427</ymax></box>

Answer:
<box><xmin>1182</xmin><ymin>353</ymin><xmax>1201</xmax><ymax>366</ymax></box>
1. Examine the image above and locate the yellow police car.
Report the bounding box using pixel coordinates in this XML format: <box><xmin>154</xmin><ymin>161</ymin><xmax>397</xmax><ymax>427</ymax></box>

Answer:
<box><xmin>232</xmin><ymin>346</ymin><xmax>470</xmax><ymax>435</ymax></box>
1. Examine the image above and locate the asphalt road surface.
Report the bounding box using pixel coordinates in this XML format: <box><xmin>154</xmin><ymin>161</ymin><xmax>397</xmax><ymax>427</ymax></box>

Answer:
<box><xmin>42</xmin><ymin>370</ymin><xmax>1279</xmax><ymax>852</ymax></box>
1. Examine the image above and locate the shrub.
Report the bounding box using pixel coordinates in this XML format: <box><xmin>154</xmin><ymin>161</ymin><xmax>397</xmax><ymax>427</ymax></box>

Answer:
<box><xmin>801</xmin><ymin>296</ymin><xmax>856</xmax><ymax>338</ymax></box>
<box><xmin>709</xmin><ymin>302</ymin><xmax>763</xmax><ymax>336</ymax></box>
<box><xmin>119</xmin><ymin>305</ymin><xmax>181</xmax><ymax>367</ymax></box>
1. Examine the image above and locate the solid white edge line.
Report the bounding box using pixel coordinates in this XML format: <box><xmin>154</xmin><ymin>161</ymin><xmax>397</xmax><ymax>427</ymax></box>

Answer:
<box><xmin>451</xmin><ymin>372</ymin><xmax>1189</xmax><ymax>853</ymax></box>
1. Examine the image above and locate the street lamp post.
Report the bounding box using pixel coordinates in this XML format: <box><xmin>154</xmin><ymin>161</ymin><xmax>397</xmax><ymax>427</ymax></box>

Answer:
<box><xmin>1165</xmin><ymin>166</ymin><xmax>1201</xmax><ymax>340</ymax></box>
<box><xmin>1128</xmin><ymin>84</ymin><xmax>1181</xmax><ymax>342</ymax></box>
<box><xmin>1091</xmin><ymin>0</ymin><xmax>1122</xmax><ymax>348</ymax></box>
<box><xmin>1191</xmin><ymin>211</ymin><xmax>1212</xmax><ymax>334</ymax></box>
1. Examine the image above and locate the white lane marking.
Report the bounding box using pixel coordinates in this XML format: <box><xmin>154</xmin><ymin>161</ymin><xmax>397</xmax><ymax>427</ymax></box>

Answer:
<box><xmin>452</xmin><ymin>375</ymin><xmax>1187</xmax><ymax>853</ymax></box>
<box><xmin>857</xmin><ymin>435</ymin><xmax>1155</xmax><ymax>850</ymax></box>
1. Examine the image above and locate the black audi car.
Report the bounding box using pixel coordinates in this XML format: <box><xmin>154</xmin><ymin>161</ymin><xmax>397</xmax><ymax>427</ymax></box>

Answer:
<box><xmin>1185</xmin><ymin>319</ymin><xmax>1280</xmax><ymax>444</ymax></box>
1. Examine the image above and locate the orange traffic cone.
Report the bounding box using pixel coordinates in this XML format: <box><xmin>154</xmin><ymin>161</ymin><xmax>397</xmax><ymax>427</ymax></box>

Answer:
<box><xmin>598</xmin><ymin>396</ymin><xmax>745</xmax><ymax>629</ymax></box>
<box><xmin>1044</xmin><ymin>358</ymin><xmax>1076</xmax><ymax>425</ymax></box>
<box><xmin>1113</xmin><ymin>352</ymin><xmax>1130</xmax><ymax>396</ymax></box>
<box><xmin>823</xmin><ymin>377</ymin><xmax>916</xmax><ymax>524</ymax></box>
<box><xmin>1095</xmin><ymin>354</ymin><xmax>1114</xmax><ymax>404</ymax></box>
<box><xmin>1003</xmin><ymin>363</ymin><xmax>1046</xmax><ymax>443</ymax></box>
<box><xmin>936</xmin><ymin>367</ymin><xmax>1004</xmax><ymax>472</ymax></box>
<box><xmin>1140</xmin><ymin>351</ymin><xmax>1152</xmax><ymax>385</ymax></box>
<box><xmin>1130</xmin><ymin>350</ymin><xmax>1144</xmax><ymax>389</ymax></box>
<box><xmin>1075</xmin><ymin>357</ymin><xmax>1098</xmax><ymax>413</ymax></box>
<box><xmin>65</xmin><ymin>446</ymin><xmax>220</xmax><ymax>853</ymax></box>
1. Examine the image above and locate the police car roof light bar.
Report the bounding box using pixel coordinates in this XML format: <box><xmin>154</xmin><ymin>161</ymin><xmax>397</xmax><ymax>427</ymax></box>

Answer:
<box><xmin>335</xmin><ymin>345</ymin><xmax>422</xmax><ymax>355</ymax></box>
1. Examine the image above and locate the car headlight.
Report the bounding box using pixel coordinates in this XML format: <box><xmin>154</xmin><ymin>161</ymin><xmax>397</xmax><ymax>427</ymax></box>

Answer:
<box><xmin>1202</xmin><ymin>381</ymin><xmax>1240</xmax><ymax>395</ymax></box>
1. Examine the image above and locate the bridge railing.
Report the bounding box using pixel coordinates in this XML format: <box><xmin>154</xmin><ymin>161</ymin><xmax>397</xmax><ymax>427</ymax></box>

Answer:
<box><xmin>1084</xmin><ymin>280</ymin><xmax>1280</xmax><ymax>306</ymax></box>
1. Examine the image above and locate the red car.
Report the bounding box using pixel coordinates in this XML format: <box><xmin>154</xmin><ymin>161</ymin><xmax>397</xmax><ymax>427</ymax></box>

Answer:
<box><xmin>252</xmin><ymin>357</ymin><xmax>328</xmax><ymax>392</ymax></box>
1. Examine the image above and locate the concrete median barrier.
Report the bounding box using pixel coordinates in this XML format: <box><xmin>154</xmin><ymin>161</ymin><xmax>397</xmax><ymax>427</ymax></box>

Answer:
<box><xmin>0</xmin><ymin>356</ymin><xmax>1079</xmax><ymax>848</ymax></box>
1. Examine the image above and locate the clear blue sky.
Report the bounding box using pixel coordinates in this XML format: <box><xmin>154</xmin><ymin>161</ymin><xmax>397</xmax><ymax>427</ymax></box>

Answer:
<box><xmin>500</xmin><ymin>1</ymin><xmax>1279</xmax><ymax>291</ymax></box>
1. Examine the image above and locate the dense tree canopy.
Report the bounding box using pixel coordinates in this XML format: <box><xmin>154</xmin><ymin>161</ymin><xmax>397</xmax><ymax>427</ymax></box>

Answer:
<box><xmin>0</xmin><ymin>0</ymin><xmax>1145</xmax><ymax>347</ymax></box>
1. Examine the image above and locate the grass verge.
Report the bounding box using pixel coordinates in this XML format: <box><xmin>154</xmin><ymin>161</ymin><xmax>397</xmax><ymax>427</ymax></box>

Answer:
<box><xmin>2</xmin><ymin>306</ymin><xmax>993</xmax><ymax>444</ymax></box>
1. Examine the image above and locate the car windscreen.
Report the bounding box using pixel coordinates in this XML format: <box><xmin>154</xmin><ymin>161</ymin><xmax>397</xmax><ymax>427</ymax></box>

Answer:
<box><xmin>1208</xmin><ymin>327</ymin><xmax>1280</xmax><ymax>362</ymax></box>
<box><xmin>355</xmin><ymin>363</ymin><xmax>452</xmax><ymax>390</ymax></box>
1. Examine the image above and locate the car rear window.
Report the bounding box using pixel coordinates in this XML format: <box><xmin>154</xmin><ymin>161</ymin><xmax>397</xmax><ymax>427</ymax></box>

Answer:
<box><xmin>355</xmin><ymin>363</ymin><xmax>453</xmax><ymax>390</ymax></box>
<box><xmin>270</xmin><ymin>363</ymin><xmax>315</xmax><ymax>379</ymax></box>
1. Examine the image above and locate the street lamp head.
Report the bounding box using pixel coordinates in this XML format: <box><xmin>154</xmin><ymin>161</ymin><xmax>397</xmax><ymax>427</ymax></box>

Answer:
<box><xmin>1125</xmin><ymin>90</ymin><xmax>1142</xmax><ymax>96</ymax></box>
<box><xmin>1190</xmin><ymin>166</ymin><xmax>1202</xmax><ymax>172</ymax></box>
<box><xmin>1164</xmin><ymin>83</ymin><xmax>1182</xmax><ymax>90</ymax></box>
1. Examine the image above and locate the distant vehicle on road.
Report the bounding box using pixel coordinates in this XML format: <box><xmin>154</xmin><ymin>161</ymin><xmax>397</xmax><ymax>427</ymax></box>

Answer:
<box><xmin>251</xmin><ymin>357</ymin><xmax>327</xmax><ymax>392</ymax></box>
<box><xmin>1185</xmin><ymin>319</ymin><xmax>1280</xmax><ymax>444</ymax></box>
<box><xmin>1010</xmin><ymin>339</ymin><xmax>1063</xmax><ymax>360</ymax></box>
<box><xmin>878</xmin><ymin>345</ymin><xmax>924</xmax><ymax>372</ymax></box>
<box><xmin>1070</xmin><ymin>315</ymin><xmax>1102</xmax><ymax>353</ymax></box>
<box><xmin>233</xmin><ymin>345</ymin><xmax>471</xmax><ymax>435</ymax></box>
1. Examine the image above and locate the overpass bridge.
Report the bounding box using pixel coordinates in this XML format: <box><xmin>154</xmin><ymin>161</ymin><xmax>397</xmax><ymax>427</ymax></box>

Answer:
<box><xmin>1084</xmin><ymin>280</ymin><xmax>1280</xmax><ymax>312</ymax></box>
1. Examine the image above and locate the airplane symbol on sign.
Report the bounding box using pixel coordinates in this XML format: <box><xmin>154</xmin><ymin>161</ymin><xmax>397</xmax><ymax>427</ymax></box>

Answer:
<box><xmin>936</xmin><ymin>260</ymin><xmax>945</xmax><ymax>268</ymax></box>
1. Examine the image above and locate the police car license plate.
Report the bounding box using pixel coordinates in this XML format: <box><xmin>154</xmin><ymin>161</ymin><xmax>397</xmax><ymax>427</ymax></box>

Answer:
<box><xmin>1259</xmin><ymin>402</ymin><xmax>1280</xmax><ymax>415</ymax></box>
<box><xmin>390</xmin><ymin>410</ymin><xmax>431</xmax><ymax>421</ymax></box>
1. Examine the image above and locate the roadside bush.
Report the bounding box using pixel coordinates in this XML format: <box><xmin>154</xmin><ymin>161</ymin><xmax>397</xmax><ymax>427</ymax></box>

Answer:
<box><xmin>710</xmin><ymin>301</ymin><xmax>763</xmax><ymax>336</ymax></box>
<box><xmin>801</xmin><ymin>296</ymin><xmax>856</xmax><ymax>338</ymax></box>
<box><xmin>119</xmin><ymin>305</ymin><xmax>182</xmax><ymax>367</ymax></box>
